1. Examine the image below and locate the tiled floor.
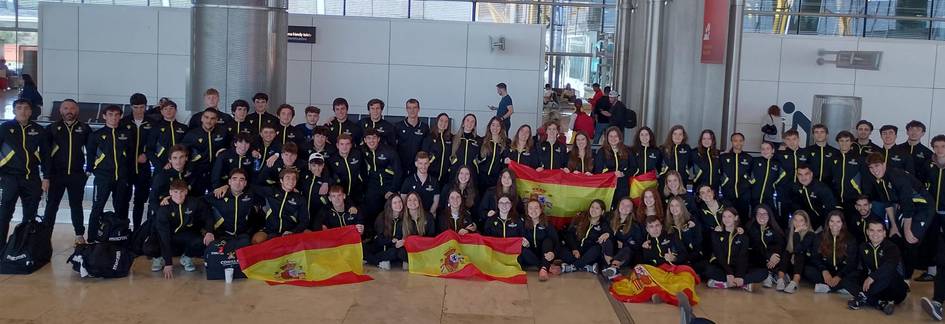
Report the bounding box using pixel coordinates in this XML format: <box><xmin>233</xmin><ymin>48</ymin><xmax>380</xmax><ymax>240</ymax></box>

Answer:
<box><xmin>0</xmin><ymin>224</ymin><xmax>936</xmax><ymax>324</ymax></box>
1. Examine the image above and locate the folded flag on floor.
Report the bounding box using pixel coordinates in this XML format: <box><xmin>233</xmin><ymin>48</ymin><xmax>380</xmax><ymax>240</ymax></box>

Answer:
<box><xmin>610</xmin><ymin>264</ymin><xmax>700</xmax><ymax>306</ymax></box>
<box><xmin>405</xmin><ymin>230</ymin><xmax>526</xmax><ymax>284</ymax></box>
<box><xmin>629</xmin><ymin>170</ymin><xmax>658</xmax><ymax>206</ymax></box>
<box><xmin>236</xmin><ymin>226</ymin><xmax>372</xmax><ymax>287</ymax></box>
<box><xmin>508</xmin><ymin>161</ymin><xmax>616</xmax><ymax>228</ymax></box>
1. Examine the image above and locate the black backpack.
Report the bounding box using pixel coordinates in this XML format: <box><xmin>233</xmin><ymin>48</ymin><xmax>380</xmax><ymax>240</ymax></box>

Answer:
<box><xmin>69</xmin><ymin>243</ymin><xmax>134</xmax><ymax>278</ymax></box>
<box><xmin>97</xmin><ymin>211</ymin><xmax>131</xmax><ymax>244</ymax></box>
<box><xmin>204</xmin><ymin>237</ymin><xmax>251</xmax><ymax>280</ymax></box>
<box><xmin>0</xmin><ymin>221</ymin><xmax>53</xmax><ymax>274</ymax></box>
<box><xmin>130</xmin><ymin>219</ymin><xmax>160</xmax><ymax>257</ymax></box>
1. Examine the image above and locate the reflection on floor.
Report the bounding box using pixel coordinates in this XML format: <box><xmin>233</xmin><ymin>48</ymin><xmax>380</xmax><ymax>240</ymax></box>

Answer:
<box><xmin>0</xmin><ymin>225</ymin><xmax>935</xmax><ymax>324</ymax></box>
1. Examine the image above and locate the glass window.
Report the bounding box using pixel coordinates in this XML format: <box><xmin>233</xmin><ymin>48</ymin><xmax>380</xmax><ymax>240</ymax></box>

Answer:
<box><xmin>317</xmin><ymin>0</ymin><xmax>344</xmax><ymax>15</ymax></box>
<box><xmin>0</xmin><ymin>0</ymin><xmax>16</xmax><ymax>28</ymax></box>
<box><xmin>411</xmin><ymin>1</ymin><xmax>472</xmax><ymax>21</ymax></box>
<box><xmin>289</xmin><ymin>0</ymin><xmax>319</xmax><ymax>14</ymax></box>
<box><xmin>475</xmin><ymin>3</ymin><xmax>537</xmax><ymax>24</ymax></box>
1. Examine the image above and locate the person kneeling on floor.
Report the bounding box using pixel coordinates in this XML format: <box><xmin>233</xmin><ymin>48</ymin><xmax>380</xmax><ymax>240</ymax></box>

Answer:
<box><xmin>153</xmin><ymin>179</ymin><xmax>209</xmax><ymax>279</ymax></box>
<box><xmin>847</xmin><ymin>219</ymin><xmax>908</xmax><ymax>315</ymax></box>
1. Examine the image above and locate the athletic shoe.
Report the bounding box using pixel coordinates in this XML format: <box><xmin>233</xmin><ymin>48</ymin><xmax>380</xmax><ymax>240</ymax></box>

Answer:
<box><xmin>848</xmin><ymin>293</ymin><xmax>868</xmax><ymax>310</ymax></box>
<box><xmin>150</xmin><ymin>258</ymin><xmax>164</xmax><ymax>272</ymax></box>
<box><xmin>877</xmin><ymin>300</ymin><xmax>895</xmax><ymax>315</ymax></box>
<box><xmin>762</xmin><ymin>274</ymin><xmax>774</xmax><ymax>288</ymax></box>
<box><xmin>922</xmin><ymin>297</ymin><xmax>944</xmax><ymax>321</ymax></box>
<box><xmin>814</xmin><ymin>283</ymin><xmax>830</xmax><ymax>293</ymax></box>
<box><xmin>783</xmin><ymin>281</ymin><xmax>797</xmax><ymax>294</ymax></box>
<box><xmin>917</xmin><ymin>272</ymin><xmax>936</xmax><ymax>282</ymax></box>
<box><xmin>602</xmin><ymin>266</ymin><xmax>619</xmax><ymax>279</ymax></box>
<box><xmin>677</xmin><ymin>292</ymin><xmax>694</xmax><ymax>324</ymax></box>
<box><xmin>74</xmin><ymin>236</ymin><xmax>86</xmax><ymax>245</ymax></box>
<box><xmin>775</xmin><ymin>277</ymin><xmax>786</xmax><ymax>291</ymax></box>
<box><xmin>741</xmin><ymin>283</ymin><xmax>753</xmax><ymax>293</ymax></box>
<box><xmin>560</xmin><ymin>264</ymin><xmax>577</xmax><ymax>273</ymax></box>
<box><xmin>180</xmin><ymin>256</ymin><xmax>196</xmax><ymax>272</ymax></box>
<box><xmin>539</xmin><ymin>267</ymin><xmax>550</xmax><ymax>282</ymax></box>
<box><xmin>377</xmin><ymin>261</ymin><xmax>390</xmax><ymax>271</ymax></box>
<box><xmin>706</xmin><ymin>279</ymin><xmax>727</xmax><ymax>289</ymax></box>
<box><xmin>836</xmin><ymin>289</ymin><xmax>851</xmax><ymax>296</ymax></box>
<box><xmin>584</xmin><ymin>264</ymin><xmax>598</xmax><ymax>274</ymax></box>
<box><xmin>402</xmin><ymin>262</ymin><xmax>409</xmax><ymax>271</ymax></box>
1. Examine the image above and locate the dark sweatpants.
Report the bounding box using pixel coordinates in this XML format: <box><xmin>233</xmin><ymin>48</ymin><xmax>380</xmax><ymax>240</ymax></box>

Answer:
<box><xmin>366</xmin><ymin>244</ymin><xmax>407</xmax><ymax>265</ymax></box>
<box><xmin>519</xmin><ymin>239</ymin><xmax>555</xmax><ymax>270</ymax></box>
<box><xmin>560</xmin><ymin>245</ymin><xmax>602</xmax><ymax>268</ymax></box>
<box><xmin>705</xmin><ymin>264</ymin><xmax>767</xmax><ymax>284</ymax></box>
<box><xmin>156</xmin><ymin>230</ymin><xmax>205</xmax><ymax>265</ymax></box>
<box><xmin>802</xmin><ymin>266</ymin><xmax>860</xmax><ymax>293</ymax></box>
<box><xmin>863</xmin><ymin>272</ymin><xmax>908</xmax><ymax>305</ymax></box>
<box><xmin>0</xmin><ymin>175</ymin><xmax>41</xmax><ymax>244</ymax></box>
<box><xmin>42</xmin><ymin>174</ymin><xmax>87</xmax><ymax>235</ymax></box>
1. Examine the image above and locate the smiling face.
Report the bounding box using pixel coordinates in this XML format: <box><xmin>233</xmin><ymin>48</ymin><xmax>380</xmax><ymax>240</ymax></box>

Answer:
<box><xmin>618</xmin><ymin>199</ymin><xmax>633</xmax><ymax>217</ymax></box>
<box><xmin>280</xmin><ymin>172</ymin><xmax>298</xmax><ymax>192</ymax></box>
<box><xmin>646</xmin><ymin>220</ymin><xmax>662</xmax><ymax>237</ymax></box>
<box><xmin>722</xmin><ymin>210</ymin><xmax>737</xmax><ymax>228</ymax></box>
<box><xmin>407</xmin><ymin>194</ymin><xmax>421</xmax><ymax>211</ymax></box>
<box><xmin>668</xmin><ymin>199</ymin><xmax>683</xmax><ymax>216</ymax></box>
<box><xmin>228</xmin><ymin>172</ymin><xmax>247</xmax><ymax>193</ymax></box>
<box><xmin>448</xmin><ymin>191</ymin><xmax>462</xmax><ymax>209</ymax></box>
<box><xmin>462</xmin><ymin>115</ymin><xmax>476</xmax><ymax>133</ymax></box>
<box><xmin>588</xmin><ymin>201</ymin><xmax>603</xmax><ymax>219</ymax></box>
<box><xmin>498</xmin><ymin>197</ymin><xmax>513</xmax><ymax>214</ymax></box>
<box><xmin>390</xmin><ymin>196</ymin><xmax>404</xmax><ymax>214</ymax></box>
<box><xmin>527</xmin><ymin>201</ymin><xmax>542</xmax><ymax>219</ymax></box>
<box><xmin>700</xmin><ymin>132</ymin><xmax>713</xmax><ymax>149</ymax></box>
<box><xmin>698</xmin><ymin>186</ymin><xmax>714</xmax><ymax>202</ymax></box>
<box><xmin>671</xmin><ymin>129</ymin><xmax>684</xmax><ymax>145</ymax></box>
<box><xmin>755</xmin><ymin>208</ymin><xmax>769</xmax><ymax>226</ymax></box>
<box><xmin>827</xmin><ymin>214</ymin><xmax>843</xmax><ymax>235</ymax></box>
<box><xmin>856</xmin><ymin>124</ymin><xmax>872</xmax><ymax>141</ymax></box>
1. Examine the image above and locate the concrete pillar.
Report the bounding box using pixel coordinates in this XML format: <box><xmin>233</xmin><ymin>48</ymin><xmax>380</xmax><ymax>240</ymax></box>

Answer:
<box><xmin>190</xmin><ymin>0</ymin><xmax>288</xmax><ymax>114</ymax></box>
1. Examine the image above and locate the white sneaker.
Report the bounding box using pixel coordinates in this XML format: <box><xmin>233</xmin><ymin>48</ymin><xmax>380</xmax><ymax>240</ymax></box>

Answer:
<box><xmin>783</xmin><ymin>281</ymin><xmax>798</xmax><ymax>294</ymax></box>
<box><xmin>706</xmin><ymin>279</ymin><xmax>727</xmax><ymax>289</ymax></box>
<box><xmin>180</xmin><ymin>255</ymin><xmax>196</xmax><ymax>272</ymax></box>
<box><xmin>585</xmin><ymin>264</ymin><xmax>598</xmax><ymax>274</ymax></box>
<box><xmin>151</xmin><ymin>258</ymin><xmax>164</xmax><ymax>272</ymax></box>
<box><xmin>814</xmin><ymin>283</ymin><xmax>830</xmax><ymax>293</ymax></box>
<box><xmin>561</xmin><ymin>264</ymin><xmax>577</xmax><ymax>273</ymax></box>
<box><xmin>762</xmin><ymin>274</ymin><xmax>774</xmax><ymax>288</ymax></box>
<box><xmin>741</xmin><ymin>283</ymin><xmax>753</xmax><ymax>293</ymax></box>
<box><xmin>602</xmin><ymin>266</ymin><xmax>619</xmax><ymax>279</ymax></box>
<box><xmin>378</xmin><ymin>261</ymin><xmax>390</xmax><ymax>271</ymax></box>
<box><xmin>402</xmin><ymin>262</ymin><xmax>409</xmax><ymax>271</ymax></box>
<box><xmin>837</xmin><ymin>289</ymin><xmax>851</xmax><ymax>296</ymax></box>
<box><xmin>775</xmin><ymin>278</ymin><xmax>786</xmax><ymax>291</ymax></box>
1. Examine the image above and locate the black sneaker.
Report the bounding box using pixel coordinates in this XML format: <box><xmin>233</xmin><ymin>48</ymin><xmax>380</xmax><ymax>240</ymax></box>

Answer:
<box><xmin>878</xmin><ymin>300</ymin><xmax>895</xmax><ymax>315</ymax></box>
<box><xmin>917</xmin><ymin>272</ymin><xmax>936</xmax><ymax>282</ymax></box>
<box><xmin>848</xmin><ymin>293</ymin><xmax>867</xmax><ymax>310</ymax></box>
<box><xmin>922</xmin><ymin>297</ymin><xmax>943</xmax><ymax>321</ymax></box>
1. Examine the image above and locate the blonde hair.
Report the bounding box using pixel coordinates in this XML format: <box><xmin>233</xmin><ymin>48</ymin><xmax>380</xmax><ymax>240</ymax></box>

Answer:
<box><xmin>664</xmin><ymin>197</ymin><xmax>692</xmax><ymax>235</ymax></box>
<box><xmin>403</xmin><ymin>192</ymin><xmax>431</xmax><ymax>237</ymax></box>
<box><xmin>786</xmin><ymin>210</ymin><xmax>812</xmax><ymax>253</ymax></box>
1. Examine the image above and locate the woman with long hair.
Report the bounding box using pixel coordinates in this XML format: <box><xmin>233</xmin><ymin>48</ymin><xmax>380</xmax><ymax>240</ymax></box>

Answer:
<box><xmin>631</xmin><ymin>126</ymin><xmax>662</xmax><ymax>175</ymax></box>
<box><xmin>695</xmin><ymin>184</ymin><xmax>729</xmax><ymax>232</ymax></box>
<box><xmin>404</xmin><ymin>192</ymin><xmax>437</xmax><ymax>239</ymax></box>
<box><xmin>594</xmin><ymin>126</ymin><xmax>634</xmax><ymax>206</ymax></box>
<box><xmin>693</xmin><ymin>129</ymin><xmax>721</xmax><ymax>192</ymax></box>
<box><xmin>437</xmin><ymin>189</ymin><xmax>476</xmax><ymax>234</ymax></box>
<box><xmin>565</xmin><ymin>131</ymin><xmax>594</xmax><ymax>174</ymax></box>
<box><xmin>705</xmin><ymin>208</ymin><xmax>767</xmax><ymax>291</ymax></box>
<box><xmin>635</xmin><ymin>188</ymin><xmax>664</xmax><ymax>225</ymax></box>
<box><xmin>808</xmin><ymin>211</ymin><xmax>859</xmax><ymax>295</ymax></box>
<box><xmin>521</xmin><ymin>199</ymin><xmax>559</xmax><ymax>281</ymax></box>
<box><xmin>780</xmin><ymin>210</ymin><xmax>816</xmax><ymax>294</ymax></box>
<box><xmin>602</xmin><ymin>198</ymin><xmax>643</xmax><ymax>278</ymax></box>
<box><xmin>749</xmin><ymin>141</ymin><xmax>786</xmax><ymax>227</ymax></box>
<box><xmin>535</xmin><ymin>120</ymin><xmax>567</xmax><ymax>171</ymax></box>
<box><xmin>443</xmin><ymin>166</ymin><xmax>479</xmax><ymax>214</ymax></box>
<box><xmin>666</xmin><ymin>197</ymin><xmax>704</xmax><ymax>273</ymax></box>
<box><xmin>660</xmin><ymin>125</ymin><xmax>693</xmax><ymax>186</ymax></box>
<box><xmin>477</xmin><ymin>117</ymin><xmax>510</xmax><ymax>191</ymax></box>
<box><xmin>366</xmin><ymin>195</ymin><xmax>407</xmax><ymax>270</ymax></box>
<box><xmin>720</xmin><ymin>132</ymin><xmax>753</xmax><ymax>222</ymax></box>
<box><xmin>478</xmin><ymin>169</ymin><xmax>520</xmax><ymax>223</ymax></box>
<box><xmin>483</xmin><ymin>195</ymin><xmax>524</xmax><ymax>238</ymax></box>
<box><xmin>506</xmin><ymin>124</ymin><xmax>536</xmax><ymax>167</ymax></box>
<box><xmin>422</xmin><ymin>113</ymin><xmax>454</xmax><ymax>186</ymax></box>
<box><xmin>561</xmin><ymin>199</ymin><xmax>611</xmax><ymax>274</ymax></box>
<box><xmin>662</xmin><ymin>170</ymin><xmax>695</xmax><ymax>211</ymax></box>
<box><xmin>450</xmin><ymin>113</ymin><xmax>480</xmax><ymax>172</ymax></box>
<box><xmin>746</xmin><ymin>204</ymin><xmax>786</xmax><ymax>290</ymax></box>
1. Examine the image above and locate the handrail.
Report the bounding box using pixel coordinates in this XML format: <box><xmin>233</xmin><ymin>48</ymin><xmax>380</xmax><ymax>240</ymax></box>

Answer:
<box><xmin>743</xmin><ymin>9</ymin><xmax>945</xmax><ymax>23</ymax></box>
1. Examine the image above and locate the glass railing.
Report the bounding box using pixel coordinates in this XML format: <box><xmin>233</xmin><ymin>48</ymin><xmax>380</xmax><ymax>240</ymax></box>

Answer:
<box><xmin>744</xmin><ymin>0</ymin><xmax>945</xmax><ymax>40</ymax></box>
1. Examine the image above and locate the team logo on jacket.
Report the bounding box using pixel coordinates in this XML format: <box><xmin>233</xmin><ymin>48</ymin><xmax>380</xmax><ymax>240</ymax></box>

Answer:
<box><xmin>424</xmin><ymin>185</ymin><xmax>435</xmax><ymax>192</ymax></box>
<box><xmin>276</xmin><ymin>260</ymin><xmax>306</xmax><ymax>280</ymax></box>
<box><xmin>75</xmin><ymin>127</ymin><xmax>84</xmax><ymax>133</ymax></box>
<box><xmin>287</xmin><ymin>198</ymin><xmax>298</xmax><ymax>205</ymax></box>
<box><xmin>414</xmin><ymin>129</ymin><xmax>424</xmax><ymax>136</ymax></box>
<box><xmin>378</xmin><ymin>154</ymin><xmax>388</xmax><ymax>160</ymax></box>
<box><xmin>439</xmin><ymin>247</ymin><xmax>467</xmax><ymax>274</ymax></box>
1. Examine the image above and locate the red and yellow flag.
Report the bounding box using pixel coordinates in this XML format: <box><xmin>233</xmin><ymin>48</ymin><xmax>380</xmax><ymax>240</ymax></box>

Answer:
<box><xmin>236</xmin><ymin>226</ymin><xmax>373</xmax><ymax>287</ymax></box>
<box><xmin>610</xmin><ymin>264</ymin><xmax>700</xmax><ymax>306</ymax></box>
<box><xmin>508</xmin><ymin>161</ymin><xmax>616</xmax><ymax>228</ymax></box>
<box><xmin>629</xmin><ymin>170</ymin><xmax>658</xmax><ymax>206</ymax></box>
<box><xmin>405</xmin><ymin>230</ymin><xmax>526</xmax><ymax>284</ymax></box>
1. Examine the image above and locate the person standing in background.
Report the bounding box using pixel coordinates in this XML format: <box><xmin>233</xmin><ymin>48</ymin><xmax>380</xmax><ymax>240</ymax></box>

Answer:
<box><xmin>18</xmin><ymin>74</ymin><xmax>42</xmax><ymax>119</ymax></box>
<box><xmin>607</xmin><ymin>91</ymin><xmax>635</xmax><ymax>133</ymax></box>
<box><xmin>762</xmin><ymin>105</ymin><xmax>785</xmax><ymax>149</ymax></box>
<box><xmin>490</xmin><ymin>83</ymin><xmax>513</xmax><ymax>135</ymax></box>
<box><xmin>592</xmin><ymin>86</ymin><xmax>612</xmax><ymax>143</ymax></box>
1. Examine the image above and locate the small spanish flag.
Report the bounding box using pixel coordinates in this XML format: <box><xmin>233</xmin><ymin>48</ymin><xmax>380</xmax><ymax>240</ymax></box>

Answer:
<box><xmin>405</xmin><ymin>231</ymin><xmax>526</xmax><ymax>284</ymax></box>
<box><xmin>509</xmin><ymin>161</ymin><xmax>617</xmax><ymax>229</ymax></box>
<box><xmin>610</xmin><ymin>264</ymin><xmax>700</xmax><ymax>306</ymax></box>
<box><xmin>629</xmin><ymin>170</ymin><xmax>659</xmax><ymax>206</ymax></box>
<box><xmin>236</xmin><ymin>226</ymin><xmax>373</xmax><ymax>287</ymax></box>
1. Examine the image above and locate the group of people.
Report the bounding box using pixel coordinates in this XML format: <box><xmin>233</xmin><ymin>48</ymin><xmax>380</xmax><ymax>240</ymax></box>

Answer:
<box><xmin>0</xmin><ymin>85</ymin><xmax>943</xmax><ymax>320</ymax></box>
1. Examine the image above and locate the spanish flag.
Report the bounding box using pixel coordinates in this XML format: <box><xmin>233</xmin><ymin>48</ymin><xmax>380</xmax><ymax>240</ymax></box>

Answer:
<box><xmin>236</xmin><ymin>226</ymin><xmax>373</xmax><ymax>287</ymax></box>
<box><xmin>629</xmin><ymin>170</ymin><xmax>659</xmax><ymax>206</ymax></box>
<box><xmin>405</xmin><ymin>230</ymin><xmax>526</xmax><ymax>284</ymax></box>
<box><xmin>610</xmin><ymin>264</ymin><xmax>700</xmax><ymax>306</ymax></box>
<box><xmin>509</xmin><ymin>161</ymin><xmax>616</xmax><ymax>228</ymax></box>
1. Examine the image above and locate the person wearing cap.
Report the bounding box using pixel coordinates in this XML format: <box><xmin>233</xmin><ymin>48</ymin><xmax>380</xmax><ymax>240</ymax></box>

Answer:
<box><xmin>296</xmin><ymin>106</ymin><xmax>321</xmax><ymax>144</ymax></box>
<box><xmin>358</xmin><ymin>99</ymin><xmax>397</xmax><ymax>146</ymax></box>
<box><xmin>211</xmin><ymin>133</ymin><xmax>258</xmax><ymax>190</ymax></box>
<box><xmin>396</xmin><ymin>98</ymin><xmax>430</xmax><ymax>177</ymax></box>
<box><xmin>607</xmin><ymin>91</ymin><xmax>635</xmax><ymax>132</ymax></box>
<box><xmin>301</xmin><ymin>152</ymin><xmax>334</xmax><ymax>228</ymax></box>
<box><xmin>361</xmin><ymin>128</ymin><xmax>402</xmax><ymax>226</ymax></box>
<box><xmin>301</xmin><ymin>125</ymin><xmax>336</xmax><ymax>162</ymax></box>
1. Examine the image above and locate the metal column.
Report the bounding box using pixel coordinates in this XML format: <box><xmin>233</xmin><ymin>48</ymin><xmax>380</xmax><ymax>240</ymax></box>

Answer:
<box><xmin>190</xmin><ymin>0</ymin><xmax>288</xmax><ymax>114</ymax></box>
<box><xmin>721</xmin><ymin>0</ymin><xmax>744</xmax><ymax>148</ymax></box>
<box><xmin>640</xmin><ymin>0</ymin><xmax>666</xmax><ymax>129</ymax></box>
<box><xmin>612</xmin><ymin>0</ymin><xmax>634</xmax><ymax>101</ymax></box>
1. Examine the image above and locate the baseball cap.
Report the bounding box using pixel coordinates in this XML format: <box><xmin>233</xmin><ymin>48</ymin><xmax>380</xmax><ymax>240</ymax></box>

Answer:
<box><xmin>308</xmin><ymin>153</ymin><xmax>325</xmax><ymax>164</ymax></box>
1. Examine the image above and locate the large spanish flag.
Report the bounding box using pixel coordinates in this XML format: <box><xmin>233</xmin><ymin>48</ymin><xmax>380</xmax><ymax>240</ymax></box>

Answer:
<box><xmin>629</xmin><ymin>170</ymin><xmax>658</xmax><ymax>206</ymax></box>
<box><xmin>508</xmin><ymin>161</ymin><xmax>616</xmax><ymax>228</ymax></box>
<box><xmin>610</xmin><ymin>264</ymin><xmax>700</xmax><ymax>306</ymax></box>
<box><xmin>236</xmin><ymin>226</ymin><xmax>373</xmax><ymax>287</ymax></box>
<box><xmin>405</xmin><ymin>230</ymin><xmax>526</xmax><ymax>284</ymax></box>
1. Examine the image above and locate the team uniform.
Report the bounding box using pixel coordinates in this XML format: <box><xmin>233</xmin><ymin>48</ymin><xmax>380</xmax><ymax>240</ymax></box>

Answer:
<box><xmin>42</xmin><ymin>120</ymin><xmax>91</xmax><ymax>235</ymax></box>
<box><xmin>86</xmin><ymin>124</ymin><xmax>134</xmax><ymax>242</ymax></box>
<box><xmin>0</xmin><ymin>120</ymin><xmax>48</xmax><ymax>243</ymax></box>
